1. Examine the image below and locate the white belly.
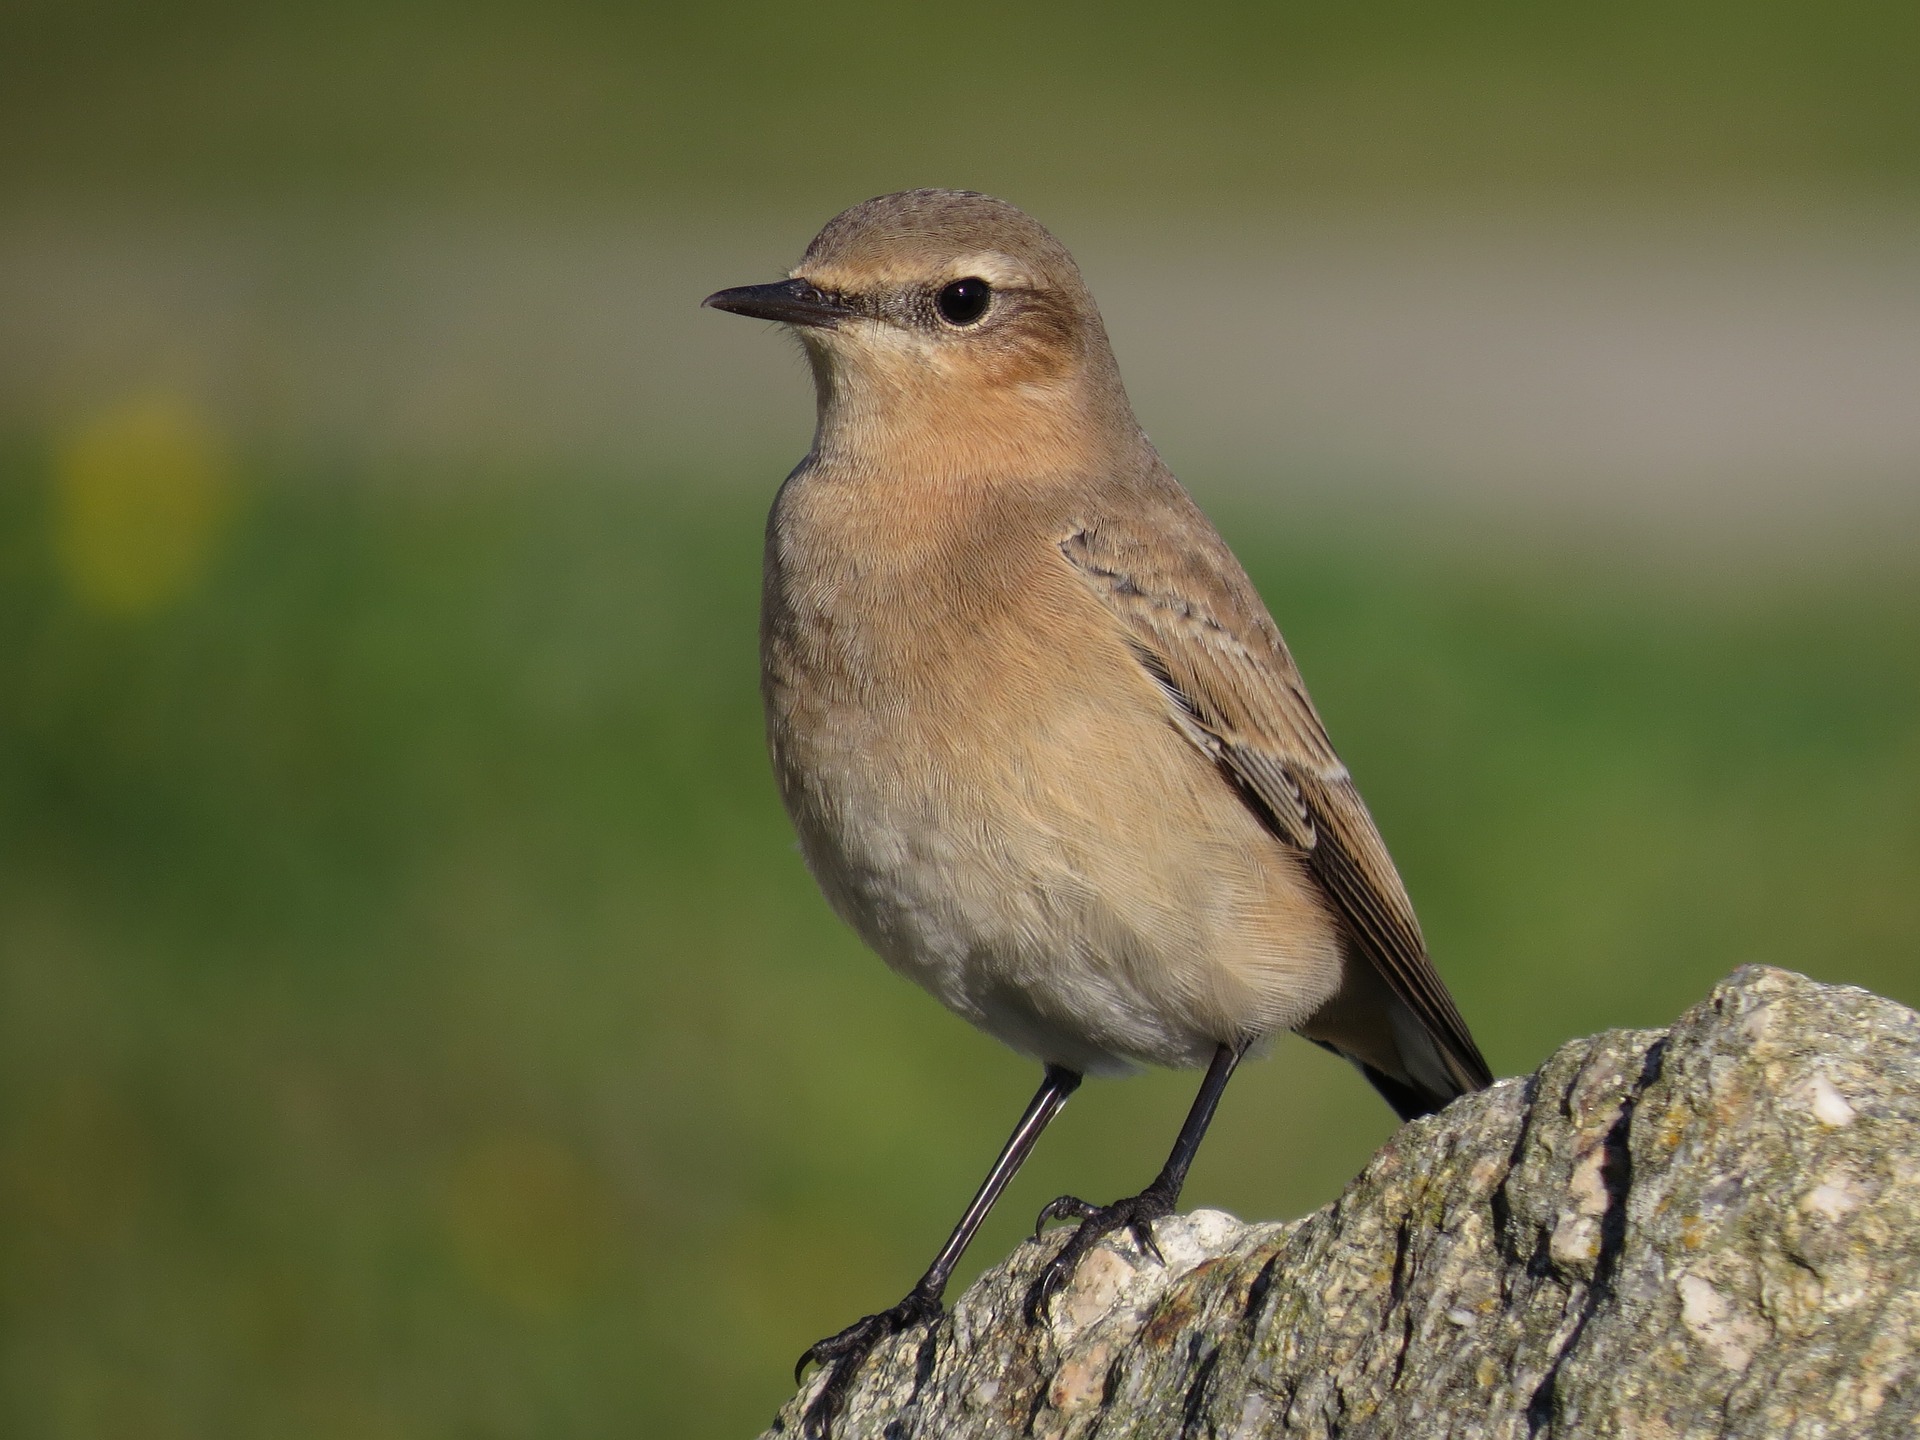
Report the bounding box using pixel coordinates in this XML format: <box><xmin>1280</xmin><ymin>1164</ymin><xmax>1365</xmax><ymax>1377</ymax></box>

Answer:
<box><xmin>769</xmin><ymin>662</ymin><xmax>1345</xmax><ymax>1076</ymax></box>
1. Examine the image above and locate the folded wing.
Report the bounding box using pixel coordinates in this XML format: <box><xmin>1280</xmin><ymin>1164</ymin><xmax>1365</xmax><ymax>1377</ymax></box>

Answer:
<box><xmin>1058</xmin><ymin>499</ymin><xmax>1492</xmax><ymax>1110</ymax></box>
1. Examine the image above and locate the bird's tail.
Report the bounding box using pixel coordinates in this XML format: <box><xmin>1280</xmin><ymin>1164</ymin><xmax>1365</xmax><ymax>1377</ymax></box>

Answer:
<box><xmin>1349</xmin><ymin>1057</ymin><xmax>1455</xmax><ymax>1122</ymax></box>
<box><xmin>1301</xmin><ymin>968</ymin><xmax>1491</xmax><ymax>1122</ymax></box>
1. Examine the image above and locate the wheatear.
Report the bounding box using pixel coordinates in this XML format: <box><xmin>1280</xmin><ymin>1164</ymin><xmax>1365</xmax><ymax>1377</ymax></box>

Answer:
<box><xmin>706</xmin><ymin>190</ymin><xmax>1492</xmax><ymax>1436</ymax></box>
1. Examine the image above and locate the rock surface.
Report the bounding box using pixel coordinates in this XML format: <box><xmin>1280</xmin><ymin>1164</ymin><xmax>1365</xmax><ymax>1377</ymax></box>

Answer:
<box><xmin>761</xmin><ymin>967</ymin><xmax>1920</xmax><ymax>1438</ymax></box>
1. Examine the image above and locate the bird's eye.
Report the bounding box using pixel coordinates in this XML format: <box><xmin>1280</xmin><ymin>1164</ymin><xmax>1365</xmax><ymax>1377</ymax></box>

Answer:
<box><xmin>936</xmin><ymin>278</ymin><xmax>992</xmax><ymax>326</ymax></box>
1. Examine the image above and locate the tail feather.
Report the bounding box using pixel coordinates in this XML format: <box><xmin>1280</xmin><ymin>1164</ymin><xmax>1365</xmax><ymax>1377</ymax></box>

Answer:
<box><xmin>1299</xmin><ymin>962</ymin><xmax>1489</xmax><ymax>1123</ymax></box>
<box><xmin>1307</xmin><ymin>1039</ymin><xmax>1464</xmax><ymax>1122</ymax></box>
<box><xmin>1353</xmin><ymin>1058</ymin><xmax>1449</xmax><ymax>1122</ymax></box>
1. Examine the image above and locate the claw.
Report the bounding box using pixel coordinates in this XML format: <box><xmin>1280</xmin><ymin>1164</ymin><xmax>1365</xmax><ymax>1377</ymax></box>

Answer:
<box><xmin>1022</xmin><ymin>1187</ymin><xmax>1177</xmax><ymax>1326</ymax></box>
<box><xmin>1032</xmin><ymin>1193</ymin><xmax>1098</xmax><ymax>1241</ymax></box>
<box><xmin>1024</xmin><ymin>1235</ymin><xmax>1083</xmax><ymax>1324</ymax></box>
<box><xmin>794</xmin><ymin>1288</ymin><xmax>943</xmax><ymax>1439</ymax></box>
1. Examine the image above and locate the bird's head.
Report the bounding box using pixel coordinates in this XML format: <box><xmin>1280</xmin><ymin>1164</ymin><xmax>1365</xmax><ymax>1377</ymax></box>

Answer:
<box><xmin>705</xmin><ymin>190</ymin><xmax>1132</xmax><ymax>468</ymax></box>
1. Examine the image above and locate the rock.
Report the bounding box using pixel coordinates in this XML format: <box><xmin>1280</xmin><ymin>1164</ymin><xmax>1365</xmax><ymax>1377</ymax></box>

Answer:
<box><xmin>760</xmin><ymin>967</ymin><xmax>1920</xmax><ymax>1438</ymax></box>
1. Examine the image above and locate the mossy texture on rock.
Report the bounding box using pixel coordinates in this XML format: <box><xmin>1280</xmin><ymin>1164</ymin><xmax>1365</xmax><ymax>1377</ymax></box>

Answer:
<box><xmin>763</xmin><ymin>967</ymin><xmax>1920</xmax><ymax>1438</ymax></box>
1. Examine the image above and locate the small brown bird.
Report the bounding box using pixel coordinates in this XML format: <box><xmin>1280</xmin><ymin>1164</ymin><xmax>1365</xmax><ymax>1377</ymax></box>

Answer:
<box><xmin>706</xmin><ymin>190</ymin><xmax>1491</xmax><ymax>1436</ymax></box>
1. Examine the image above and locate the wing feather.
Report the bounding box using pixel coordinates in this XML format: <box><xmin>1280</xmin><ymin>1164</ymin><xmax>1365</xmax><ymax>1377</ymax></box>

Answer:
<box><xmin>1059</xmin><ymin>510</ymin><xmax>1492</xmax><ymax>1096</ymax></box>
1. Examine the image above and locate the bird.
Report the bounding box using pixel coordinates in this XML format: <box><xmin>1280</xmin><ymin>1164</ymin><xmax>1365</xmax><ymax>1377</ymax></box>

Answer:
<box><xmin>704</xmin><ymin>189</ymin><xmax>1492</xmax><ymax>1437</ymax></box>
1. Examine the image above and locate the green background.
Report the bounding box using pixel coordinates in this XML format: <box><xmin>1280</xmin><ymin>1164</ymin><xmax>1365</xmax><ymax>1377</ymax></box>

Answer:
<box><xmin>6</xmin><ymin>0</ymin><xmax>1920</xmax><ymax>202</ymax></box>
<box><xmin>3</xmin><ymin>3</ymin><xmax>1918</xmax><ymax>1437</ymax></box>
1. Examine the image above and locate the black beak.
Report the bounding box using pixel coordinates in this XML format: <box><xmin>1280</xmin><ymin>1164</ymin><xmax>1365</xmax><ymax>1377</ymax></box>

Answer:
<box><xmin>702</xmin><ymin>278</ymin><xmax>853</xmax><ymax>329</ymax></box>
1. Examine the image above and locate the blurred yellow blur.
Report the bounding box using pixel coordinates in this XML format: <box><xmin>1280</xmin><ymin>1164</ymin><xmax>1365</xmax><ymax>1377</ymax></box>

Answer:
<box><xmin>52</xmin><ymin>393</ymin><xmax>238</xmax><ymax>617</ymax></box>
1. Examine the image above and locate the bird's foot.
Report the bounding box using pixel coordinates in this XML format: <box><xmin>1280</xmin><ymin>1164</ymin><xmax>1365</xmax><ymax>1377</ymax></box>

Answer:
<box><xmin>1024</xmin><ymin>1184</ymin><xmax>1175</xmax><ymax>1323</ymax></box>
<box><xmin>794</xmin><ymin>1284</ymin><xmax>944</xmax><ymax>1439</ymax></box>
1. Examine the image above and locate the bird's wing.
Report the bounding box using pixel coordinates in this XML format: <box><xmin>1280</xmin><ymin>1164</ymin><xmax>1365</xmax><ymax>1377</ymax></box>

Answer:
<box><xmin>1058</xmin><ymin>497</ymin><xmax>1492</xmax><ymax>1095</ymax></box>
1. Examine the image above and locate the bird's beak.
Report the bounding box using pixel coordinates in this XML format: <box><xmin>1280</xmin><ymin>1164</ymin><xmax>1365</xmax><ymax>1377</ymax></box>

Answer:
<box><xmin>702</xmin><ymin>278</ymin><xmax>854</xmax><ymax>329</ymax></box>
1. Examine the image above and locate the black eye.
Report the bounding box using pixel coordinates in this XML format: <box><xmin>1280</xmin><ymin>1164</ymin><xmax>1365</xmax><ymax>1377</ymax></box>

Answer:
<box><xmin>936</xmin><ymin>277</ymin><xmax>992</xmax><ymax>326</ymax></box>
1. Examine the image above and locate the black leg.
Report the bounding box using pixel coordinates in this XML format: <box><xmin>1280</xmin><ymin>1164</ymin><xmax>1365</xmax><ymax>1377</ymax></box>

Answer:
<box><xmin>1025</xmin><ymin>1041</ymin><xmax>1246</xmax><ymax>1323</ymax></box>
<box><xmin>796</xmin><ymin>1064</ymin><xmax>1081</xmax><ymax>1438</ymax></box>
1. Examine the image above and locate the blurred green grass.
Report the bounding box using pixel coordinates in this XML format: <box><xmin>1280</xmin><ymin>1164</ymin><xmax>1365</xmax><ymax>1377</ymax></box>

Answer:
<box><xmin>2</xmin><ymin>448</ymin><xmax>1918</xmax><ymax>1437</ymax></box>
<box><xmin>4</xmin><ymin>0</ymin><xmax>1918</xmax><ymax>203</ymax></box>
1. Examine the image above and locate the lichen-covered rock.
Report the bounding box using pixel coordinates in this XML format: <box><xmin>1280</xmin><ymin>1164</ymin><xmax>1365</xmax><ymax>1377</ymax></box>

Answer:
<box><xmin>761</xmin><ymin>967</ymin><xmax>1920</xmax><ymax>1438</ymax></box>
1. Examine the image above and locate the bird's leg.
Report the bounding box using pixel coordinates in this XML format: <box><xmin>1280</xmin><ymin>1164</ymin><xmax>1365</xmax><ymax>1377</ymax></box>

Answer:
<box><xmin>796</xmin><ymin>1064</ymin><xmax>1081</xmax><ymax>1439</ymax></box>
<box><xmin>1025</xmin><ymin>1041</ymin><xmax>1246</xmax><ymax>1324</ymax></box>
